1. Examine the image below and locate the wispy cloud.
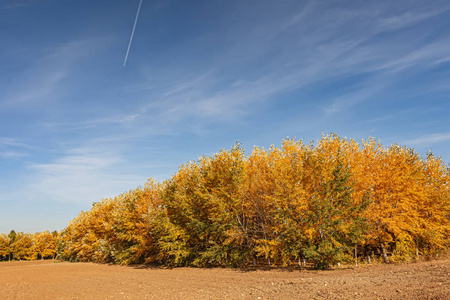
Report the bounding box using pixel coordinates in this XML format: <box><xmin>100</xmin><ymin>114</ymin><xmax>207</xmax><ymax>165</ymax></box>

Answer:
<box><xmin>322</xmin><ymin>85</ymin><xmax>382</xmax><ymax>117</ymax></box>
<box><xmin>376</xmin><ymin>38</ymin><xmax>450</xmax><ymax>73</ymax></box>
<box><xmin>1</xmin><ymin>0</ymin><xmax>449</xmax><ymax>233</ymax></box>
<box><xmin>41</xmin><ymin>112</ymin><xmax>144</xmax><ymax>131</ymax></box>
<box><xmin>1</xmin><ymin>39</ymin><xmax>109</xmax><ymax>108</ymax></box>
<box><xmin>0</xmin><ymin>137</ymin><xmax>35</xmax><ymax>149</ymax></box>
<box><xmin>402</xmin><ymin>133</ymin><xmax>450</xmax><ymax>146</ymax></box>
<box><xmin>120</xmin><ymin>1</ymin><xmax>450</xmax><ymax>131</ymax></box>
<box><xmin>0</xmin><ymin>151</ymin><xmax>28</xmax><ymax>159</ymax></box>
<box><xmin>28</xmin><ymin>146</ymin><xmax>145</xmax><ymax>204</ymax></box>
<box><xmin>0</xmin><ymin>3</ymin><xmax>32</xmax><ymax>10</ymax></box>
<box><xmin>20</xmin><ymin>1</ymin><xmax>448</xmax><ymax>141</ymax></box>
<box><xmin>3</xmin><ymin>71</ymin><xmax>68</xmax><ymax>106</ymax></box>
<box><xmin>0</xmin><ymin>137</ymin><xmax>36</xmax><ymax>160</ymax></box>
<box><xmin>375</xmin><ymin>7</ymin><xmax>450</xmax><ymax>32</ymax></box>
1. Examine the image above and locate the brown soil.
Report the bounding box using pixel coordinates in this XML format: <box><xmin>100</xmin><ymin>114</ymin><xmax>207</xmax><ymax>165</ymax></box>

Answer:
<box><xmin>0</xmin><ymin>259</ymin><xmax>448</xmax><ymax>299</ymax></box>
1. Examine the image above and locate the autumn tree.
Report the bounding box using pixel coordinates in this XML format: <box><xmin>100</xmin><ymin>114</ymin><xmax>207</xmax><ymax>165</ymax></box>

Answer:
<box><xmin>418</xmin><ymin>153</ymin><xmax>450</xmax><ymax>256</ymax></box>
<box><xmin>303</xmin><ymin>147</ymin><xmax>370</xmax><ymax>269</ymax></box>
<box><xmin>30</xmin><ymin>231</ymin><xmax>57</xmax><ymax>260</ymax></box>
<box><xmin>246</xmin><ymin>140</ymin><xmax>309</xmax><ymax>267</ymax></box>
<box><xmin>54</xmin><ymin>134</ymin><xmax>450</xmax><ymax>268</ymax></box>
<box><xmin>0</xmin><ymin>233</ymin><xmax>11</xmax><ymax>261</ymax></box>
<box><xmin>159</xmin><ymin>144</ymin><xmax>247</xmax><ymax>267</ymax></box>
<box><xmin>109</xmin><ymin>179</ymin><xmax>163</xmax><ymax>264</ymax></box>
<box><xmin>11</xmin><ymin>232</ymin><xmax>33</xmax><ymax>260</ymax></box>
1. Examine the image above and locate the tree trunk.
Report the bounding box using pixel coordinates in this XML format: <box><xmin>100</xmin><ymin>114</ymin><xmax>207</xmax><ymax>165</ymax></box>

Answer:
<box><xmin>380</xmin><ymin>242</ymin><xmax>389</xmax><ymax>263</ymax></box>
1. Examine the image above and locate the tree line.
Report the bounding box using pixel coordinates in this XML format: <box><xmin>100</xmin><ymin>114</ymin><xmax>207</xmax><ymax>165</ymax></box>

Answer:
<box><xmin>3</xmin><ymin>135</ymin><xmax>450</xmax><ymax>269</ymax></box>
<box><xmin>0</xmin><ymin>230</ymin><xmax>58</xmax><ymax>261</ymax></box>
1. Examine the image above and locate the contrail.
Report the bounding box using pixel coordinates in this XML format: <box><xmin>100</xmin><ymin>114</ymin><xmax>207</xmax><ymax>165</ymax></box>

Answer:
<box><xmin>123</xmin><ymin>0</ymin><xmax>143</xmax><ymax>67</ymax></box>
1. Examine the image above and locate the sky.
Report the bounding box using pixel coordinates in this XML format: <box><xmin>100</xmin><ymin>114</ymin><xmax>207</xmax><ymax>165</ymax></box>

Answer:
<box><xmin>1</xmin><ymin>0</ymin><xmax>450</xmax><ymax>233</ymax></box>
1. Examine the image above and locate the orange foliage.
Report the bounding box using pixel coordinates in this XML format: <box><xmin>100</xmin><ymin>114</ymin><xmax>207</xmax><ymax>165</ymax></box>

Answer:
<box><xmin>29</xmin><ymin>134</ymin><xmax>450</xmax><ymax>268</ymax></box>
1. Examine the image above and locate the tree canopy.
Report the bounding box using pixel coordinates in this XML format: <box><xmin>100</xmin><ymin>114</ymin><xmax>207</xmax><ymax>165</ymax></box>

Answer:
<box><xmin>3</xmin><ymin>134</ymin><xmax>449</xmax><ymax>269</ymax></box>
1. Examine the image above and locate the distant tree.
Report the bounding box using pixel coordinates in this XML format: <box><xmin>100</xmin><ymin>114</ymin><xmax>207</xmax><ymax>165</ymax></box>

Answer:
<box><xmin>0</xmin><ymin>234</ymin><xmax>11</xmax><ymax>261</ymax></box>
<box><xmin>30</xmin><ymin>231</ymin><xmax>57</xmax><ymax>260</ymax></box>
<box><xmin>8</xmin><ymin>230</ymin><xmax>16</xmax><ymax>243</ymax></box>
<box><xmin>11</xmin><ymin>232</ymin><xmax>33</xmax><ymax>260</ymax></box>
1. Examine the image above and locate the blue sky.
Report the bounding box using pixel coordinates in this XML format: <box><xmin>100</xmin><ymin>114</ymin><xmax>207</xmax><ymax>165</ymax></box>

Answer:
<box><xmin>1</xmin><ymin>0</ymin><xmax>450</xmax><ymax>233</ymax></box>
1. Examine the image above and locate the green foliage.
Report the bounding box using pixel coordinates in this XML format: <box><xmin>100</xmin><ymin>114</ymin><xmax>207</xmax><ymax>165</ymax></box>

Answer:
<box><xmin>303</xmin><ymin>152</ymin><xmax>371</xmax><ymax>269</ymax></box>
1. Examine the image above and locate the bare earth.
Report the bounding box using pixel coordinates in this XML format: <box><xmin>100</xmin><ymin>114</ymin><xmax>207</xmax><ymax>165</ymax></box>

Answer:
<box><xmin>0</xmin><ymin>259</ymin><xmax>449</xmax><ymax>299</ymax></box>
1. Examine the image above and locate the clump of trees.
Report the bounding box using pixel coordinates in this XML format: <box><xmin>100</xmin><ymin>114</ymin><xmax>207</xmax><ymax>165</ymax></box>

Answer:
<box><xmin>55</xmin><ymin>134</ymin><xmax>450</xmax><ymax>269</ymax></box>
<box><xmin>0</xmin><ymin>230</ymin><xmax>58</xmax><ymax>261</ymax></box>
<box><xmin>57</xmin><ymin>179</ymin><xmax>162</xmax><ymax>265</ymax></box>
<box><xmin>2</xmin><ymin>135</ymin><xmax>448</xmax><ymax>269</ymax></box>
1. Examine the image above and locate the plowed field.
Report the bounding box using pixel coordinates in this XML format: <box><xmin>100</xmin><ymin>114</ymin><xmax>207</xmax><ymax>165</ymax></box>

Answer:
<box><xmin>0</xmin><ymin>259</ymin><xmax>448</xmax><ymax>299</ymax></box>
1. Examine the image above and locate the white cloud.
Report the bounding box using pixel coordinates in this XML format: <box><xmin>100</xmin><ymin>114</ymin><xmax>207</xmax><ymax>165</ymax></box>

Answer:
<box><xmin>1</xmin><ymin>38</ymin><xmax>110</xmax><ymax>108</ymax></box>
<box><xmin>7</xmin><ymin>0</ymin><xmax>447</xmax><ymax>144</ymax></box>
<box><xmin>0</xmin><ymin>3</ymin><xmax>31</xmax><ymax>10</ymax></box>
<box><xmin>402</xmin><ymin>133</ymin><xmax>450</xmax><ymax>146</ymax></box>
<box><xmin>0</xmin><ymin>137</ymin><xmax>34</xmax><ymax>149</ymax></box>
<box><xmin>0</xmin><ymin>137</ymin><xmax>36</xmax><ymax>160</ymax></box>
<box><xmin>18</xmin><ymin>1</ymin><xmax>447</xmax><ymax>141</ymax></box>
<box><xmin>376</xmin><ymin>38</ymin><xmax>450</xmax><ymax>73</ymax></box>
<box><xmin>375</xmin><ymin>8</ymin><xmax>450</xmax><ymax>32</ymax></box>
<box><xmin>4</xmin><ymin>71</ymin><xmax>68</xmax><ymax>106</ymax></box>
<box><xmin>27</xmin><ymin>146</ymin><xmax>145</xmax><ymax>204</ymax></box>
<box><xmin>127</xmin><ymin>2</ymin><xmax>449</xmax><ymax>129</ymax></box>
<box><xmin>0</xmin><ymin>151</ymin><xmax>28</xmax><ymax>159</ymax></box>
